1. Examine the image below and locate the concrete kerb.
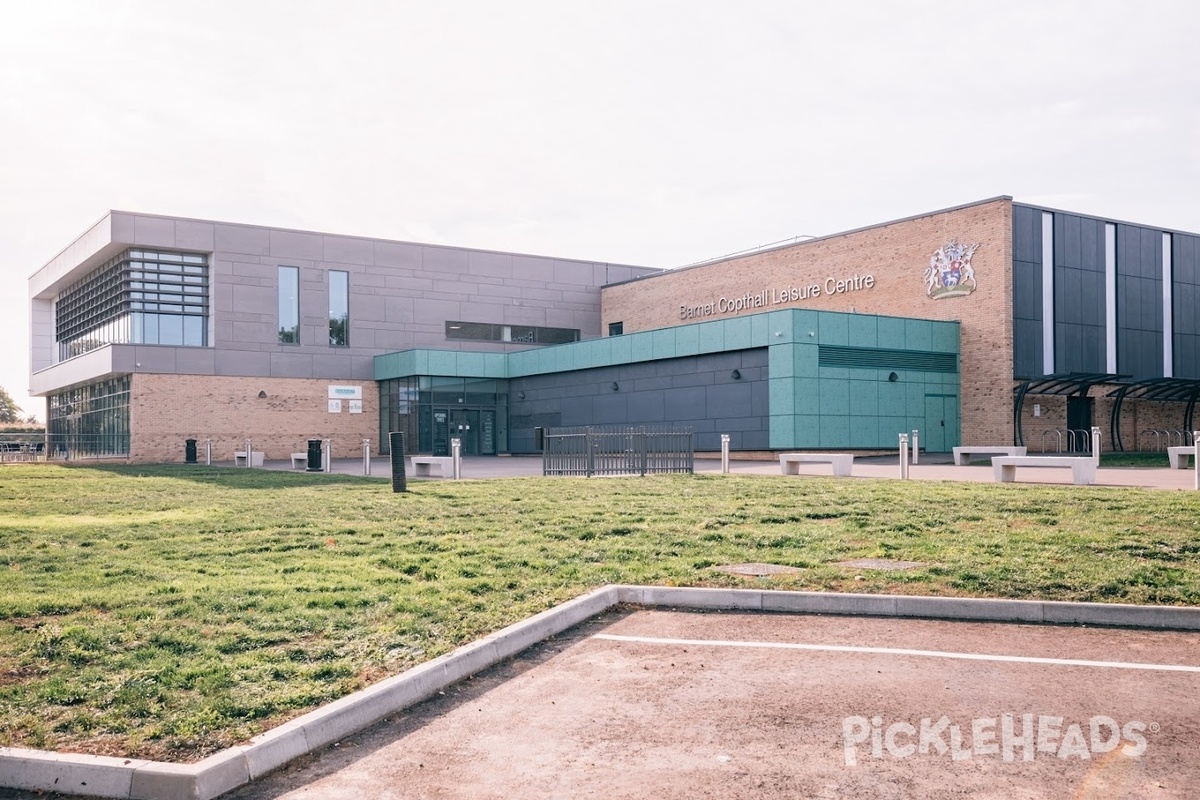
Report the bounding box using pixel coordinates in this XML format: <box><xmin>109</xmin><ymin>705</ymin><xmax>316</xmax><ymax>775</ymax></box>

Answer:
<box><xmin>4</xmin><ymin>585</ymin><xmax>1200</xmax><ymax>800</ymax></box>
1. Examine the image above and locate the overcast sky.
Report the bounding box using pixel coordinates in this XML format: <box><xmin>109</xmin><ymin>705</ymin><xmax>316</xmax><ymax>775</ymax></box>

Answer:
<box><xmin>2</xmin><ymin>1</ymin><xmax>1198</xmax><ymax>419</ymax></box>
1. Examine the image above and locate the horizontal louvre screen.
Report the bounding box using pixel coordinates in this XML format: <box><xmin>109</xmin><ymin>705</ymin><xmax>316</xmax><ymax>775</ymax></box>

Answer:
<box><xmin>818</xmin><ymin>345</ymin><xmax>957</xmax><ymax>373</ymax></box>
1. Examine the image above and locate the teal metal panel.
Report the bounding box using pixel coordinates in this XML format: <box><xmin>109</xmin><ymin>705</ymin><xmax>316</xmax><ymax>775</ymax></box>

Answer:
<box><xmin>770</xmin><ymin>414</ymin><xmax>795</xmax><ymax>448</ymax></box>
<box><xmin>904</xmin><ymin>319</ymin><xmax>933</xmax><ymax>351</ymax></box>
<box><xmin>795</xmin><ymin>343</ymin><xmax>818</xmax><ymax>377</ymax></box>
<box><xmin>426</xmin><ymin>350</ymin><xmax>457</xmax><ymax>374</ymax></box>
<box><xmin>848</xmin><ymin>380</ymin><xmax>878</xmax><ymax>417</ymax></box>
<box><xmin>879</xmin><ymin>381</ymin><xmax>905</xmax><ymax>414</ymax></box>
<box><xmin>930</xmin><ymin>322</ymin><xmax>959</xmax><ymax>353</ymax></box>
<box><xmin>819</xmin><ymin>378</ymin><xmax>849</xmax><ymax>415</ymax></box>
<box><xmin>792</xmin><ymin>415</ymin><xmax>821</xmax><ymax>448</ymax></box>
<box><xmin>697</xmin><ymin>321</ymin><xmax>725</xmax><ymax>352</ymax></box>
<box><xmin>847</xmin><ymin>314</ymin><xmax>878</xmax><ymax>348</ymax></box>
<box><xmin>849</xmin><ymin>416</ymin><xmax>879</xmax><ymax>448</ymax></box>
<box><xmin>675</xmin><ymin>323</ymin><xmax>700</xmax><ymax>355</ymax></box>
<box><xmin>816</xmin><ymin>311</ymin><xmax>849</xmax><ymax>346</ymax></box>
<box><xmin>769</xmin><ymin>378</ymin><xmax>795</xmax><ymax>413</ymax></box>
<box><xmin>723</xmin><ymin>315</ymin><xmax>754</xmax><ymax>350</ymax></box>
<box><xmin>630</xmin><ymin>332</ymin><xmax>654</xmax><ymax>362</ymax></box>
<box><xmin>651</xmin><ymin>327</ymin><xmax>677</xmax><ymax>360</ymax></box>
<box><xmin>819</xmin><ymin>415</ymin><xmax>850</xmax><ymax>448</ymax></box>
<box><xmin>877</xmin><ymin>316</ymin><xmax>906</xmax><ymax>349</ymax></box>
<box><xmin>787</xmin><ymin>308</ymin><xmax>819</xmax><ymax>341</ymax></box>
<box><xmin>793</xmin><ymin>380</ymin><xmax>820</xmax><ymax>415</ymax></box>
<box><xmin>770</xmin><ymin>344</ymin><xmax>795</xmax><ymax>378</ymax></box>
<box><xmin>609</xmin><ymin>332</ymin><xmax>633</xmax><ymax>363</ymax></box>
<box><xmin>750</xmin><ymin>312</ymin><xmax>770</xmax><ymax>344</ymax></box>
<box><xmin>456</xmin><ymin>350</ymin><xmax>487</xmax><ymax>376</ymax></box>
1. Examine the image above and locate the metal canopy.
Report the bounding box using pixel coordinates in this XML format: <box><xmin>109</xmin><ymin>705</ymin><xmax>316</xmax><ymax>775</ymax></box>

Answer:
<box><xmin>1107</xmin><ymin>378</ymin><xmax>1200</xmax><ymax>451</ymax></box>
<box><xmin>1012</xmin><ymin>373</ymin><xmax>1129</xmax><ymax>447</ymax></box>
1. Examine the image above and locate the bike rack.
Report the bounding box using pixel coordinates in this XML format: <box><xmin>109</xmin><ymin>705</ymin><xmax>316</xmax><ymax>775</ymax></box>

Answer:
<box><xmin>1040</xmin><ymin>429</ymin><xmax>1063</xmax><ymax>453</ymax></box>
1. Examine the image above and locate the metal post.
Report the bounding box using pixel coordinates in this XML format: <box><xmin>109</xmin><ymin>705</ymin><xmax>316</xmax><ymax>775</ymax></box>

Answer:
<box><xmin>245</xmin><ymin>438</ymin><xmax>253</xmax><ymax>468</ymax></box>
<box><xmin>389</xmin><ymin>431</ymin><xmax>407</xmax><ymax>493</ymax></box>
<box><xmin>205</xmin><ymin>439</ymin><xmax>212</xmax><ymax>466</ymax></box>
<box><xmin>911</xmin><ymin>429</ymin><xmax>919</xmax><ymax>465</ymax></box>
<box><xmin>898</xmin><ymin>433</ymin><xmax>909</xmax><ymax>480</ymax></box>
<box><xmin>720</xmin><ymin>434</ymin><xmax>730</xmax><ymax>474</ymax></box>
<box><xmin>323</xmin><ymin>439</ymin><xmax>331</xmax><ymax>473</ymax></box>
<box><xmin>1091</xmin><ymin>426</ymin><xmax>1101</xmax><ymax>464</ymax></box>
<box><xmin>1193</xmin><ymin>431</ymin><xmax>1198</xmax><ymax>491</ymax></box>
<box><xmin>451</xmin><ymin>437</ymin><xmax>461</xmax><ymax>479</ymax></box>
<box><xmin>362</xmin><ymin>439</ymin><xmax>371</xmax><ymax>476</ymax></box>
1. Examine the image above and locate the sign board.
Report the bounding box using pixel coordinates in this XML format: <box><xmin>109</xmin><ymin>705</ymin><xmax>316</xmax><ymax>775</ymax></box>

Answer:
<box><xmin>348</xmin><ymin>400</ymin><xmax>363</xmax><ymax>414</ymax></box>
<box><xmin>328</xmin><ymin>385</ymin><xmax>362</xmax><ymax>400</ymax></box>
<box><xmin>328</xmin><ymin>399</ymin><xmax>343</xmax><ymax>413</ymax></box>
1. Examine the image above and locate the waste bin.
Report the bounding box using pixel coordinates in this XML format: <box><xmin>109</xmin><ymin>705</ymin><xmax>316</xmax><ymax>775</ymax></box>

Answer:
<box><xmin>389</xmin><ymin>431</ymin><xmax>407</xmax><ymax>493</ymax></box>
<box><xmin>185</xmin><ymin>438</ymin><xmax>197</xmax><ymax>463</ymax></box>
<box><xmin>306</xmin><ymin>438</ymin><xmax>323</xmax><ymax>472</ymax></box>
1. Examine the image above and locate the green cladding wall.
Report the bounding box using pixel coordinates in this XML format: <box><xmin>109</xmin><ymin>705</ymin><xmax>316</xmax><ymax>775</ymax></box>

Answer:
<box><xmin>375</xmin><ymin>308</ymin><xmax>960</xmax><ymax>451</ymax></box>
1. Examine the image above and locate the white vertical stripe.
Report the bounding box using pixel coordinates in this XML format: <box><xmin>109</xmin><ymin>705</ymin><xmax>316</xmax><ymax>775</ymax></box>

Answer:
<box><xmin>1163</xmin><ymin>233</ymin><xmax>1173</xmax><ymax>378</ymax></box>
<box><xmin>1105</xmin><ymin>224</ymin><xmax>1117</xmax><ymax>373</ymax></box>
<box><xmin>1042</xmin><ymin>212</ymin><xmax>1055</xmax><ymax>374</ymax></box>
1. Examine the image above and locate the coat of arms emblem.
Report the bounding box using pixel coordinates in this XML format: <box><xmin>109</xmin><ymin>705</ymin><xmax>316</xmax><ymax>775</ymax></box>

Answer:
<box><xmin>924</xmin><ymin>240</ymin><xmax>980</xmax><ymax>299</ymax></box>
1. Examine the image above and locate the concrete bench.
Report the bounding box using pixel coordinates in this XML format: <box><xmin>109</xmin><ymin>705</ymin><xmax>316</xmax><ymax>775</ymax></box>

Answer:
<box><xmin>412</xmin><ymin>456</ymin><xmax>455</xmax><ymax>476</ymax></box>
<box><xmin>1167</xmin><ymin>446</ymin><xmax>1197</xmax><ymax>469</ymax></box>
<box><xmin>234</xmin><ymin>450</ymin><xmax>264</xmax><ymax>467</ymax></box>
<box><xmin>992</xmin><ymin>456</ymin><xmax>1097</xmax><ymax>486</ymax></box>
<box><xmin>953</xmin><ymin>445</ymin><xmax>1027</xmax><ymax>466</ymax></box>
<box><xmin>291</xmin><ymin>452</ymin><xmax>308</xmax><ymax>469</ymax></box>
<box><xmin>779</xmin><ymin>453</ymin><xmax>854</xmax><ymax>477</ymax></box>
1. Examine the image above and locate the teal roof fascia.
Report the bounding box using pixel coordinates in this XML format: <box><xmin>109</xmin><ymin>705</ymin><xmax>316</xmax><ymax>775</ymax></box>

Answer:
<box><xmin>373</xmin><ymin>309</ymin><xmax>960</xmax><ymax>381</ymax></box>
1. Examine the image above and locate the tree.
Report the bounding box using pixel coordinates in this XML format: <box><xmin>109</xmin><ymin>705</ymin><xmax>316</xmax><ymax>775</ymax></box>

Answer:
<box><xmin>0</xmin><ymin>386</ymin><xmax>23</xmax><ymax>423</ymax></box>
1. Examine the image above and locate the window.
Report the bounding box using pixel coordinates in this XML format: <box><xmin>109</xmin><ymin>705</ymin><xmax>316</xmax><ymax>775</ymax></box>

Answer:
<box><xmin>279</xmin><ymin>266</ymin><xmax>299</xmax><ymax>344</ymax></box>
<box><xmin>329</xmin><ymin>270</ymin><xmax>349</xmax><ymax>346</ymax></box>
<box><xmin>444</xmin><ymin>321</ymin><xmax>580</xmax><ymax>345</ymax></box>
<box><xmin>54</xmin><ymin>248</ymin><xmax>209</xmax><ymax>360</ymax></box>
<box><xmin>608</xmin><ymin>321</ymin><xmax>624</xmax><ymax>336</ymax></box>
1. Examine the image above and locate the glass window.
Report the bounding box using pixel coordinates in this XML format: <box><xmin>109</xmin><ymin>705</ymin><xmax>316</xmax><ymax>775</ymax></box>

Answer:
<box><xmin>329</xmin><ymin>270</ymin><xmax>349</xmax><ymax>346</ymax></box>
<box><xmin>609</xmin><ymin>321</ymin><xmax>624</xmax><ymax>336</ymax></box>
<box><xmin>444</xmin><ymin>320</ymin><xmax>579</xmax><ymax>345</ymax></box>
<box><xmin>279</xmin><ymin>266</ymin><xmax>299</xmax><ymax>344</ymax></box>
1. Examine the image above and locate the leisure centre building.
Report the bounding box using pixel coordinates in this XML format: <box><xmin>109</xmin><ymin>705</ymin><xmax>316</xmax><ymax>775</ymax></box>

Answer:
<box><xmin>27</xmin><ymin>196</ymin><xmax>1200</xmax><ymax>463</ymax></box>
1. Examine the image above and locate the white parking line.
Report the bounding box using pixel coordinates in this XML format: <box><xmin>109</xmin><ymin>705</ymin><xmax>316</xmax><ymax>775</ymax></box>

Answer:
<box><xmin>592</xmin><ymin>633</ymin><xmax>1200</xmax><ymax>673</ymax></box>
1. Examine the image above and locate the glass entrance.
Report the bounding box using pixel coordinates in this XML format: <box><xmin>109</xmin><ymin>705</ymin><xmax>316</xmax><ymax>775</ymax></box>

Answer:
<box><xmin>432</xmin><ymin>407</ymin><xmax>495</xmax><ymax>455</ymax></box>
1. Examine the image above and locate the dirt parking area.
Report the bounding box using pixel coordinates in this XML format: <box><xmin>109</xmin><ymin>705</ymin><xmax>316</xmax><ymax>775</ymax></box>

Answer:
<box><xmin>224</xmin><ymin>608</ymin><xmax>1200</xmax><ymax>799</ymax></box>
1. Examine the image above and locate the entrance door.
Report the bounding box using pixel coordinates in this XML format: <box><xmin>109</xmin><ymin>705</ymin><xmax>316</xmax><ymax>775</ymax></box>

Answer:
<box><xmin>923</xmin><ymin>394</ymin><xmax>959</xmax><ymax>453</ymax></box>
<box><xmin>1067</xmin><ymin>396</ymin><xmax>1093</xmax><ymax>452</ymax></box>
<box><xmin>448</xmin><ymin>409</ymin><xmax>481</xmax><ymax>455</ymax></box>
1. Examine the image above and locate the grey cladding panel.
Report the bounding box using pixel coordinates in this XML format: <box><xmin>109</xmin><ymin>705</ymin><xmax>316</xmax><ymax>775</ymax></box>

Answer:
<box><xmin>1012</xmin><ymin>205</ymin><xmax>1042</xmax><ymax>263</ymax></box>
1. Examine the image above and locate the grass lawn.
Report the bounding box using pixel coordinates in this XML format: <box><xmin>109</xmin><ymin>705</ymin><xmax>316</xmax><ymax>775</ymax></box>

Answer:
<box><xmin>1</xmin><ymin>463</ymin><xmax>1199</xmax><ymax>761</ymax></box>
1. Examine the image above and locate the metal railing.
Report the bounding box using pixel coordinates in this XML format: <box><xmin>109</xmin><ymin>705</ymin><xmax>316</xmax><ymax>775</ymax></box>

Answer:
<box><xmin>542</xmin><ymin>425</ymin><xmax>694</xmax><ymax>477</ymax></box>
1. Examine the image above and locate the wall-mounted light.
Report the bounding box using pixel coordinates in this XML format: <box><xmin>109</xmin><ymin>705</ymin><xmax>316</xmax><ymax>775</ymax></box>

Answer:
<box><xmin>888</xmin><ymin>372</ymin><xmax>899</xmax><ymax>382</ymax></box>
<box><xmin>516</xmin><ymin>391</ymin><xmax>526</xmax><ymax>400</ymax></box>
<box><xmin>730</xmin><ymin>369</ymin><xmax>741</xmax><ymax>380</ymax></box>
<box><xmin>257</xmin><ymin>390</ymin><xmax>268</xmax><ymax>398</ymax></box>
<box><xmin>610</xmin><ymin>382</ymin><xmax>620</xmax><ymax>391</ymax></box>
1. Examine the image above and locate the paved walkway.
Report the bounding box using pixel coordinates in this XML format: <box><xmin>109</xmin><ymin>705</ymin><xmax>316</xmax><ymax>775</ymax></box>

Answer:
<box><xmin>262</xmin><ymin>453</ymin><xmax>1199</xmax><ymax>490</ymax></box>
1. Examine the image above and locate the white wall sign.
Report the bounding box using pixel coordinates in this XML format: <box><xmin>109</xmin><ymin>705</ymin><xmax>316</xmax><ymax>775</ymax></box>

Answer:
<box><xmin>348</xmin><ymin>400</ymin><xmax>362</xmax><ymax>414</ymax></box>
<box><xmin>328</xmin><ymin>385</ymin><xmax>362</xmax><ymax>399</ymax></box>
<box><xmin>328</xmin><ymin>399</ymin><xmax>343</xmax><ymax>413</ymax></box>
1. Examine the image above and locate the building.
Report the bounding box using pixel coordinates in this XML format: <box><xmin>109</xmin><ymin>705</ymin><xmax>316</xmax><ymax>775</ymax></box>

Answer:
<box><xmin>28</xmin><ymin>198</ymin><xmax>1200</xmax><ymax>463</ymax></box>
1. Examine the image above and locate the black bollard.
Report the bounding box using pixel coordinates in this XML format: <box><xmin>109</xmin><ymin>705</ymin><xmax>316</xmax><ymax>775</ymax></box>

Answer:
<box><xmin>390</xmin><ymin>431</ymin><xmax>407</xmax><ymax>493</ymax></box>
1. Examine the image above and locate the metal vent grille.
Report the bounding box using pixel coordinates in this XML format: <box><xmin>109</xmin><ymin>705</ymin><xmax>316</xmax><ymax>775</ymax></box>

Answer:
<box><xmin>818</xmin><ymin>345</ymin><xmax>957</xmax><ymax>373</ymax></box>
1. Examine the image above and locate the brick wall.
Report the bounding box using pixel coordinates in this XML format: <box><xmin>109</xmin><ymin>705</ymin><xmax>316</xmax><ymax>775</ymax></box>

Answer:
<box><xmin>130</xmin><ymin>374</ymin><xmax>378</xmax><ymax>464</ymax></box>
<box><xmin>602</xmin><ymin>198</ymin><xmax>1015</xmax><ymax>444</ymax></box>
